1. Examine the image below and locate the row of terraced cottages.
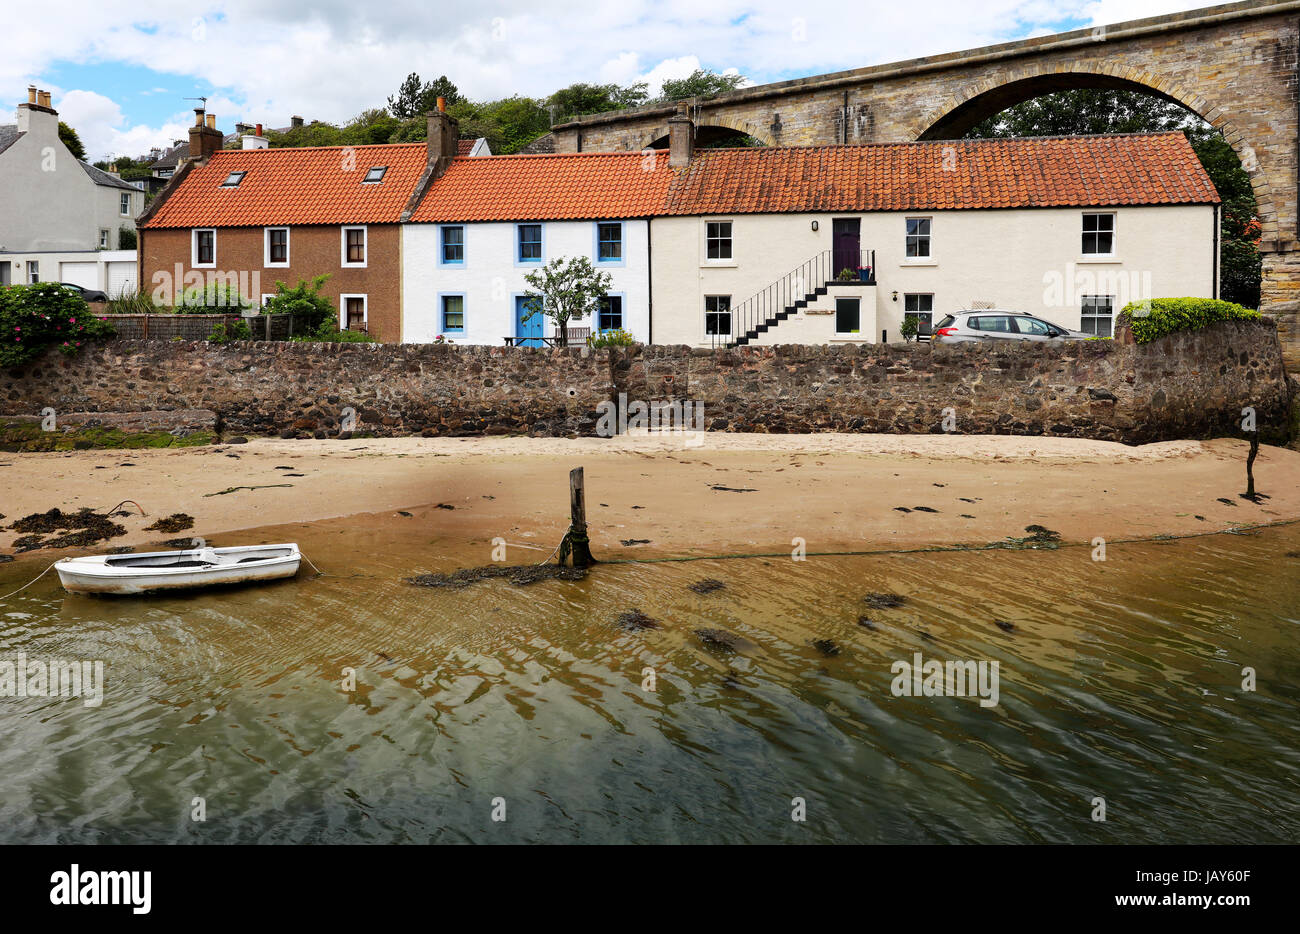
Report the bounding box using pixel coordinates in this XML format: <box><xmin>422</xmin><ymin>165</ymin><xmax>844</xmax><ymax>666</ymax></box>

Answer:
<box><xmin>137</xmin><ymin>102</ymin><xmax>1221</xmax><ymax>347</ymax></box>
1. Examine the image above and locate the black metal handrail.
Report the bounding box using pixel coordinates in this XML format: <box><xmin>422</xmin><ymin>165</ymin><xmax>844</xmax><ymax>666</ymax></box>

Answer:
<box><xmin>710</xmin><ymin>249</ymin><xmax>876</xmax><ymax>348</ymax></box>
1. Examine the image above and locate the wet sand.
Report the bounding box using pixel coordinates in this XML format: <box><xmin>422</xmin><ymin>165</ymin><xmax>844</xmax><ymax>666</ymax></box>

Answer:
<box><xmin>2</xmin><ymin>434</ymin><xmax>1297</xmax><ymax>560</ymax></box>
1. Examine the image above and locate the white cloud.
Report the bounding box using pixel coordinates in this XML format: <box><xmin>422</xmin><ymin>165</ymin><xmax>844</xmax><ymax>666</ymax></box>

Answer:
<box><xmin>598</xmin><ymin>51</ymin><xmax>641</xmax><ymax>87</ymax></box>
<box><xmin>3</xmin><ymin>0</ymin><xmax>1217</xmax><ymax>159</ymax></box>
<box><xmin>639</xmin><ymin>56</ymin><xmax>704</xmax><ymax>97</ymax></box>
<box><xmin>53</xmin><ymin>89</ymin><xmax>191</xmax><ymax>162</ymax></box>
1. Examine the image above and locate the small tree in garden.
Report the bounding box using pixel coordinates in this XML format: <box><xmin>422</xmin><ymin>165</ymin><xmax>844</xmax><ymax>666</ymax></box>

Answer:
<box><xmin>0</xmin><ymin>283</ymin><xmax>116</xmax><ymax>368</ymax></box>
<box><xmin>521</xmin><ymin>256</ymin><xmax>612</xmax><ymax>346</ymax></box>
<box><xmin>263</xmin><ymin>275</ymin><xmax>334</xmax><ymax>334</ymax></box>
<box><xmin>900</xmin><ymin>315</ymin><xmax>919</xmax><ymax>342</ymax></box>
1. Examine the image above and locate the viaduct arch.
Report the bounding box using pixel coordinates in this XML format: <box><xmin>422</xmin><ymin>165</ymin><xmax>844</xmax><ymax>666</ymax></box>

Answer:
<box><xmin>554</xmin><ymin>1</ymin><xmax>1300</xmax><ymax>366</ymax></box>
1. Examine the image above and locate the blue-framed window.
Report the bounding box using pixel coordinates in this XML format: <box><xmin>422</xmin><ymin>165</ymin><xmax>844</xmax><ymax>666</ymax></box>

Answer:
<box><xmin>517</xmin><ymin>224</ymin><xmax>542</xmax><ymax>263</ymax></box>
<box><xmin>439</xmin><ymin>293</ymin><xmax>466</xmax><ymax>333</ymax></box>
<box><xmin>595</xmin><ymin>222</ymin><xmax>623</xmax><ymax>264</ymax></box>
<box><xmin>440</xmin><ymin>226</ymin><xmax>465</xmax><ymax>265</ymax></box>
<box><xmin>597</xmin><ymin>294</ymin><xmax>624</xmax><ymax>331</ymax></box>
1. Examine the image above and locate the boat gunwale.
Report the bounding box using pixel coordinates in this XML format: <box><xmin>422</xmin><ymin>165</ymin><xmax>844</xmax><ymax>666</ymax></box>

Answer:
<box><xmin>56</xmin><ymin>544</ymin><xmax>300</xmax><ymax>578</ymax></box>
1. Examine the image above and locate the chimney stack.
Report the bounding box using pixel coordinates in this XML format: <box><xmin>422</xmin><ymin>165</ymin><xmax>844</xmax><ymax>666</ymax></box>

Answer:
<box><xmin>668</xmin><ymin>101</ymin><xmax>694</xmax><ymax>168</ymax></box>
<box><xmin>425</xmin><ymin>99</ymin><xmax>460</xmax><ymax>181</ymax></box>
<box><xmin>188</xmin><ymin>106</ymin><xmax>223</xmax><ymax>163</ymax></box>
<box><xmin>291</xmin><ymin>115</ymin><xmax>304</xmax><ymax>128</ymax></box>
<box><xmin>16</xmin><ymin>86</ymin><xmax>58</xmax><ymax>137</ymax></box>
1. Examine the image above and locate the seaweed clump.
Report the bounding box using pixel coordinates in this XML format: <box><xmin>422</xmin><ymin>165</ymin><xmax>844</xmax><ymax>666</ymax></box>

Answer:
<box><xmin>7</xmin><ymin>508</ymin><xmax>127</xmax><ymax>552</ymax></box>
<box><xmin>144</xmin><ymin>513</ymin><xmax>195</xmax><ymax>534</ymax></box>
<box><xmin>407</xmin><ymin>565</ymin><xmax>587</xmax><ymax>589</ymax></box>
<box><xmin>615</xmin><ymin>609</ymin><xmax>660</xmax><ymax>631</ymax></box>
<box><xmin>863</xmin><ymin>592</ymin><xmax>906</xmax><ymax>609</ymax></box>
<box><xmin>994</xmin><ymin>524</ymin><xmax>1063</xmax><ymax>550</ymax></box>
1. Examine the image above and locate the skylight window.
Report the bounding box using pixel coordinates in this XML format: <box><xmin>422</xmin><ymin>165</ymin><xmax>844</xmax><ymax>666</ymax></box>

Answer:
<box><xmin>363</xmin><ymin>166</ymin><xmax>387</xmax><ymax>184</ymax></box>
<box><xmin>221</xmin><ymin>171</ymin><xmax>247</xmax><ymax>188</ymax></box>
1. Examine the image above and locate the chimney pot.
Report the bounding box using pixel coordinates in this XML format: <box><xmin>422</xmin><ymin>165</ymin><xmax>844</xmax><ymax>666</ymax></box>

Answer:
<box><xmin>205</xmin><ymin>113</ymin><xmax>215</xmax><ymax>130</ymax></box>
<box><xmin>194</xmin><ymin>108</ymin><xmax>205</xmax><ymax>126</ymax></box>
<box><xmin>437</xmin><ymin>96</ymin><xmax>446</xmax><ymax>113</ymax></box>
<box><xmin>38</xmin><ymin>90</ymin><xmax>51</xmax><ymax>108</ymax></box>
<box><xmin>27</xmin><ymin>86</ymin><xmax>37</xmax><ymax>104</ymax></box>
<box><xmin>256</xmin><ymin>123</ymin><xmax>263</xmax><ymax>137</ymax></box>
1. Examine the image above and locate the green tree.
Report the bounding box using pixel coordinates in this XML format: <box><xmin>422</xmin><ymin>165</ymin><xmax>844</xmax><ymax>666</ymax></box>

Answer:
<box><xmin>548</xmin><ymin>82</ymin><xmax>648</xmax><ymax>121</ymax></box>
<box><xmin>340</xmin><ymin>108</ymin><xmax>402</xmax><ymax>145</ymax></box>
<box><xmin>263</xmin><ymin>275</ymin><xmax>334</xmax><ymax>333</ymax></box>
<box><xmin>266</xmin><ymin>120</ymin><xmax>346</xmax><ymax>148</ymax></box>
<box><xmin>963</xmin><ymin>88</ymin><xmax>1261</xmax><ymax>308</ymax></box>
<box><xmin>658</xmin><ymin>69</ymin><xmax>746</xmax><ymax>102</ymax></box>
<box><xmin>521</xmin><ymin>256</ymin><xmax>612</xmax><ymax>346</ymax></box>
<box><xmin>388</xmin><ymin>73</ymin><xmax>461</xmax><ymax>119</ymax></box>
<box><xmin>965</xmin><ymin>88</ymin><xmax>1198</xmax><ymax>138</ymax></box>
<box><xmin>479</xmin><ymin>96</ymin><xmax>551</xmax><ymax>153</ymax></box>
<box><xmin>58</xmin><ymin>122</ymin><xmax>86</xmax><ymax>161</ymax></box>
<box><xmin>427</xmin><ymin>75</ymin><xmax>461</xmax><ymax>108</ymax></box>
<box><xmin>118</xmin><ymin>226</ymin><xmax>137</xmax><ymax>250</ymax></box>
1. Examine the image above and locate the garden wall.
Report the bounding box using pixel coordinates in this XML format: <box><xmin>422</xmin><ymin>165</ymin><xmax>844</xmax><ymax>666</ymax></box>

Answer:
<box><xmin>0</xmin><ymin>319</ymin><xmax>1291</xmax><ymax>444</ymax></box>
<box><xmin>98</xmin><ymin>313</ymin><xmax>303</xmax><ymax>341</ymax></box>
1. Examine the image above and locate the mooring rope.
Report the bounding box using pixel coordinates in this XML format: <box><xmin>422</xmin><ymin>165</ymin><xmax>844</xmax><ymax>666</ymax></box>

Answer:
<box><xmin>0</xmin><ymin>562</ymin><xmax>58</xmax><ymax>603</ymax></box>
<box><xmin>537</xmin><ymin>537</ymin><xmax>567</xmax><ymax>566</ymax></box>
<box><xmin>300</xmin><ymin>553</ymin><xmax>324</xmax><ymax>577</ymax></box>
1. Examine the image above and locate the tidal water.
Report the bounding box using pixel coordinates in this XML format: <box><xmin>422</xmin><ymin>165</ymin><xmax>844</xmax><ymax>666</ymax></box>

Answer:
<box><xmin>1</xmin><ymin>519</ymin><xmax>1297</xmax><ymax>844</ymax></box>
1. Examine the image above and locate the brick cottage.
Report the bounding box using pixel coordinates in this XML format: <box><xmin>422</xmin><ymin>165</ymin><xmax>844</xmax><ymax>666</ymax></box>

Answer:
<box><xmin>135</xmin><ymin>101</ymin><xmax>481</xmax><ymax>341</ymax></box>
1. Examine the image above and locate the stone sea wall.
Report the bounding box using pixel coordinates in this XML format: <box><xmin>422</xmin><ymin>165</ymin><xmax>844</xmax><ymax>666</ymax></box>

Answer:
<box><xmin>0</xmin><ymin>319</ymin><xmax>1291</xmax><ymax>444</ymax></box>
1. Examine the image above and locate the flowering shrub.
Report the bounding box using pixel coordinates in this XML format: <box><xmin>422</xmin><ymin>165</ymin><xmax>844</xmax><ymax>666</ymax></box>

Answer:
<box><xmin>586</xmin><ymin>328</ymin><xmax>637</xmax><ymax>348</ymax></box>
<box><xmin>0</xmin><ymin>283</ymin><xmax>116</xmax><ymax>368</ymax></box>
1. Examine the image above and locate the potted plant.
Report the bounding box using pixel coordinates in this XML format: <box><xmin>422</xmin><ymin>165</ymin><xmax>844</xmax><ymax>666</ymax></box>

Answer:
<box><xmin>836</xmin><ymin>267</ymin><xmax>856</xmax><ymax>282</ymax></box>
<box><xmin>858</xmin><ymin>265</ymin><xmax>873</xmax><ymax>283</ymax></box>
<box><xmin>900</xmin><ymin>315</ymin><xmax>919</xmax><ymax>343</ymax></box>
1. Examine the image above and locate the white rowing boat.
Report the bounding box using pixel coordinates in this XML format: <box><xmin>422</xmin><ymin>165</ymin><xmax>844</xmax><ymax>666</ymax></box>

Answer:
<box><xmin>55</xmin><ymin>543</ymin><xmax>302</xmax><ymax>595</ymax></box>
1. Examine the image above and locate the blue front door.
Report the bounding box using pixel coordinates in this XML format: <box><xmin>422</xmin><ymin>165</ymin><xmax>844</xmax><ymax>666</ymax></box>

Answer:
<box><xmin>515</xmin><ymin>296</ymin><xmax>543</xmax><ymax>347</ymax></box>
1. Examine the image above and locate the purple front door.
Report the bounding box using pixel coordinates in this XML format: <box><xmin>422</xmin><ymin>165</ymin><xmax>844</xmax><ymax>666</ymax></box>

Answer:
<box><xmin>832</xmin><ymin>218</ymin><xmax>861</xmax><ymax>277</ymax></box>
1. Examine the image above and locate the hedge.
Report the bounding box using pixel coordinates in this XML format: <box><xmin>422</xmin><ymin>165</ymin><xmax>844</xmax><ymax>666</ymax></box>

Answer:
<box><xmin>1118</xmin><ymin>297</ymin><xmax>1260</xmax><ymax>343</ymax></box>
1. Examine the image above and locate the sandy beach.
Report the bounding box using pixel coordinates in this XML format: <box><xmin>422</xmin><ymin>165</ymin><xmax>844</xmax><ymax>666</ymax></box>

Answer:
<box><xmin>1</xmin><ymin>433</ymin><xmax>1297</xmax><ymax>561</ymax></box>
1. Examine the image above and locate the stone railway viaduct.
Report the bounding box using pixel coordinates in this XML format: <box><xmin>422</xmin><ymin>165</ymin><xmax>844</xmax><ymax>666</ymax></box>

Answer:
<box><xmin>553</xmin><ymin>0</ymin><xmax>1300</xmax><ymax>368</ymax></box>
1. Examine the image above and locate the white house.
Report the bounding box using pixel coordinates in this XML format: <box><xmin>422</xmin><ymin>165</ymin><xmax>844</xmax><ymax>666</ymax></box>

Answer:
<box><xmin>0</xmin><ymin>86</ymin><xmax>145</xmax><ymax>293</ymax></box>
<box><xmin>649</xmin><ymin>131</ymin><xmax>1220</xmax><ymax>347</ymax></box>
<box><xmin>403</xmin><ymin>150</ymin><xmax>672</xmax><ymax>344</ymax></box>
<box><xmin>399</xmin><ymin>117</ymin><xmax>1219</xmax><ymax>348</ymax></box>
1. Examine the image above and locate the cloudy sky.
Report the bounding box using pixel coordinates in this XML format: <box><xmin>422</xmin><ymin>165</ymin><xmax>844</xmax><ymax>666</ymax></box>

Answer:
<box><xmin>5</xmin><ymin>0</ymin><xmax>1213</xmax><ymax>161</ymax></box>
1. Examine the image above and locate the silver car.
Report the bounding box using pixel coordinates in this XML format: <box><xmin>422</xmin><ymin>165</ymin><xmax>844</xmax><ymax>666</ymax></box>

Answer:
<box><xmin>931</xmin><ymin>310</ymin><xmax>1088</xmax><ymax>343</ymax></box>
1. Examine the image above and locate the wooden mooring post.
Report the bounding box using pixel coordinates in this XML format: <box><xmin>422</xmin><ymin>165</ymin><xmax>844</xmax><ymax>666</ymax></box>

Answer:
<box><xmin>1244</xmin><ymin>433</ymin><xmax>1259</xmax><ymax>499</ymax></box>
<box><xmin>559</xmin><ymin>466</ymin><xmax>596</xmax><ymax>568</ymax></box>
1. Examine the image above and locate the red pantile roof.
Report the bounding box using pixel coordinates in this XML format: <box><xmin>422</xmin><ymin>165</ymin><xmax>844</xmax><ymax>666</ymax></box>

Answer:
<box><xmin>456</xmin><ymin>139</ymin><xmax>477</xmax><ymax>156</ymax></box>
<box><xmin>140</xmin><ymin>144</ymin><xmax>429</xmax><ymax>228</ymax></box>
<box><xmin>145</xmin><ymin>133</ymin><xmax>1218</xmax><ymax>230</ymax></box>
<box><xmin>409</xmin><ymin>150</ymin><xmax>675</xmax><ymax>222</ymax></box>
<box><xmin>661</xmin><ymin>133</ymin><xmax>1219</xmax><ymax>215</ymax></box>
